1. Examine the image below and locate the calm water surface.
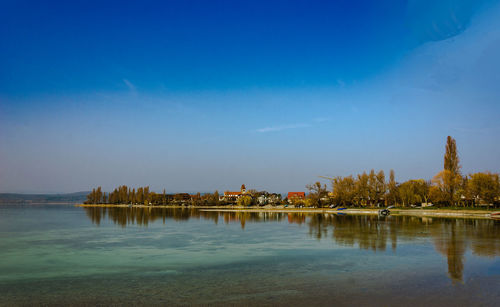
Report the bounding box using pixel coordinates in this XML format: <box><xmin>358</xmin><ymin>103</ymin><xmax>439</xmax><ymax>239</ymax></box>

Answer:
<box><xmin>0</xmin><ymin>204</ymin><xmax>499</xmax><ymax>306</ymax></box>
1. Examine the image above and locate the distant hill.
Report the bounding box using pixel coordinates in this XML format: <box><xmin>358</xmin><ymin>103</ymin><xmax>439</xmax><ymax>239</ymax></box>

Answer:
<box><xmin>0</xmin><ymin>192</ymin><xmax>89</xmax><ymax>204</ymax></box>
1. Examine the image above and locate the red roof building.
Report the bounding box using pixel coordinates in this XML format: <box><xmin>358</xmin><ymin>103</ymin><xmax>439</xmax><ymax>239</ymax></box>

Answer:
<box><xmin>287</xmin><ymin>192</ymin><xmax>305</xmax><ymax>200</ymax></box>
<box><xmin>222</xmin><ymin>184</ymin><xmax>248</xmax><ymax>202</ymax></box>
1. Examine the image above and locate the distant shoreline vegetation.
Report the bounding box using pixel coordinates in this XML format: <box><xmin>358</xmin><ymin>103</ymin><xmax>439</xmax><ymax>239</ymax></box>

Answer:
<box><xmin>84</xmin><ymin>136</ymin><xmax>500</xmax><ymax>209</ymax></box>
<box><xmin>0</xmin><ymin>192</ymin><xmax>88</xmax><ymax>204</ymax></box>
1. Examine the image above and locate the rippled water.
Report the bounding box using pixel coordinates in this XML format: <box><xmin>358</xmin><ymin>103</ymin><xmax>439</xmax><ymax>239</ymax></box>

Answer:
<box><xmin>0</xmin><ymin>204</ymin><xmax>499</xmax><ymax>306</ymax></box>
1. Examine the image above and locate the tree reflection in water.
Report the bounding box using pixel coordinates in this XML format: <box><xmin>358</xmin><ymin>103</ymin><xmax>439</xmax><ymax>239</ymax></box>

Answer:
<box><xmin>84</xmin><ymin>207</ymin><xmax>499</xmax><ymax>283</ymax></box>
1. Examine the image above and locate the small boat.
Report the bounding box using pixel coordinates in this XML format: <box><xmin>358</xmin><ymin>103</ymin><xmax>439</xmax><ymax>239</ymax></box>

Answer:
<box><xmin>378</xmin><ymin>206</ymin><xmax>394</xmax><ymax>216</ymax></box>
<box><xmin>337</xmin><ymin>208</ymin><xmax>347</xmax><ymax>211</ymax></box>
<box><xmin>378</xmin><ymin>209</ymin><xmax>390</xmax><ymax>216</ymax></box>
<box><xmin>491</xmin><ymin>212</ymin><xmax>500</xmax><ymax>219</ymax></box>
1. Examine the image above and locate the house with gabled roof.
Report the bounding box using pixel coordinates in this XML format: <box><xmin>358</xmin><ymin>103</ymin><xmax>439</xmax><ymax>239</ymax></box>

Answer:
<box><xmin>287</xmin><ymin>192</ymin><xmax>306</xmax><ymax>203</ymax></box>
<box><xmin>222</xmin><ymin>184</ymin><xmax>248</xmax><ymax>202</ymax></box>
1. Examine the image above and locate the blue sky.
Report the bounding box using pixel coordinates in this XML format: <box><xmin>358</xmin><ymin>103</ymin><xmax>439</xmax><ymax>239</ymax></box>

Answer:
<box><xmin>1</xmin><ymin>0</ymin><xmax>500</xmax><ymax>193</ymax></box>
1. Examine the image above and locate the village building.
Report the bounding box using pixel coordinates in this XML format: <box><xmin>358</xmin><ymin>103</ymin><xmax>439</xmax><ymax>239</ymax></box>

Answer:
<box><xmin>287</xmin><ymin>192</ymin><xmax>306</xmax><ymax>203</ymax></box>
<box><xmin>222</xmin><ymin>184</ymin><xmax>248</xmax><ymax>202</ymax></box>
<box><xmin>257</xmin><ymin>193</ymin><xmax>281</xmax><ymax>205</ymax></box>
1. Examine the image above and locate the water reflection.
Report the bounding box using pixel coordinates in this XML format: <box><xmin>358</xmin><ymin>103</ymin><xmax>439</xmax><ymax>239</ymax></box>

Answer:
<box><xmin>84</xmin><ymin>207</ymin><xmax>500</xmax><ymax>283</ymax></box>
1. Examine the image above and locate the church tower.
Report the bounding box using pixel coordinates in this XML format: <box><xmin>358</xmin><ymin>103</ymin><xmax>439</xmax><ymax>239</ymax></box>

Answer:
<box><xmin>241</xmin><ymin>184</ymin><xmax>246</xmax><ymax>194</ymax></box>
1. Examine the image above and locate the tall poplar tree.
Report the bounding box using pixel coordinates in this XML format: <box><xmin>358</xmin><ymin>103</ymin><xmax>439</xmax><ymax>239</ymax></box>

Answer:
<box><xmin>444</xmin><ymin>136</ymin><xmax>460</xmax><ymax>175</ymax></box>
<box><xmin>442</xmin><ymin>136</ymin><xmax>462</xmax><ymax>205</ymax></box>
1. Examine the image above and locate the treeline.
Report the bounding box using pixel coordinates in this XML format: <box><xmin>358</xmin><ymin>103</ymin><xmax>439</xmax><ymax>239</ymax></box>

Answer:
<box><xmin>314</xmin><ymin>170</ymin><xmax>500</xmax><ymax>208</ymax></box>
<box><xmin>85</xmin><ymin>186</ymin><xmax>223</xmax><ymax>206</ymax></box>
<box><xmin>314</xmin><ymin>136</ymin><xmax>500</xmax><ymax>208</ymax></box>
<box><xmin>85</xmin><ymin>187</ymin><xmax>283</xmax><ymax>207</ymax></box>
<box><xmin>86</xmin><ymin>186</ymin><xmax>163</xmax><ymax>205</ymax></box>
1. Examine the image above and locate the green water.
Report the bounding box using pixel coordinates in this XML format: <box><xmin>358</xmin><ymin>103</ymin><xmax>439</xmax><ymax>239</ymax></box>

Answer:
<box><xmin>0</xmin><ymin>205</ymin><xmax>499</xmax><ymax>306</ymax></box>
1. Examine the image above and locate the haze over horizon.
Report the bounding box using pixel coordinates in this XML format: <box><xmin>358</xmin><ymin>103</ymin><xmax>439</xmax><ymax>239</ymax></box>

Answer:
<box><xmin>1</xmin><ymin>0</ymin><xmax>500</xmax><ymax>194</ymax></box>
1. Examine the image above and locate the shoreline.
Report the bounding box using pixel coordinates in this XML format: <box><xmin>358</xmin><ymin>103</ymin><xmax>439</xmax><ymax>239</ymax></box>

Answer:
<box><xmin>76</xmin><ymin>204</ymin><xmax>498</xmax><ymax>219</ymax></box>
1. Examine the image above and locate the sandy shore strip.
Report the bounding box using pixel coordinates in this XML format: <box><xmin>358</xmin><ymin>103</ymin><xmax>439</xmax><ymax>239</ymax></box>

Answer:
<box><xmin>77</xmin><ymin>204</ymin><xmax>497</xmax><ymax>219</ymax></box>
<box><xmin>199</xmin><ymin>208</ymin><xmax>493</xmax><ymax>219</ymax></box>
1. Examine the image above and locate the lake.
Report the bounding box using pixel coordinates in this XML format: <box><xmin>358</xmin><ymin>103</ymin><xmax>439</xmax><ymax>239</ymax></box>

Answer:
<box><xmin>0</xmin><ymin>204</ymin><xmax>499</xmax><ymax>306</ymax></box>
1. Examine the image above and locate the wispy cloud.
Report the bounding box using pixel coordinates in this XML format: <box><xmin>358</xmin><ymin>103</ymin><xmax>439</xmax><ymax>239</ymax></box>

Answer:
<box><xmin>313</xmin><ymin>117</ymin><xmax>331</xmax><ymax>123</ymax></box>
<box><xmin>123</xmin><ymin>79</ymin><xmax>137</xmax><ymax>92</ymax></box>
<box><xmin>255</xmin><ymin>123</ymin><xmax>310</xmax><ymax>133</ymax></box>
